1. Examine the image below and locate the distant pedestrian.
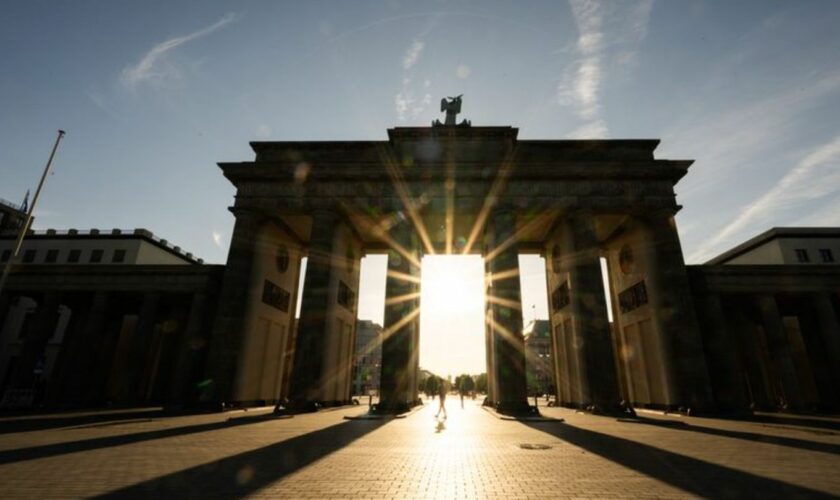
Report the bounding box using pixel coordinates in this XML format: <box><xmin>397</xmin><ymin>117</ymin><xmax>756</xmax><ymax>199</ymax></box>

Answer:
<box><xmin>436</xmin><ymin>383</ymin><xmax>447</xmax><ymax>419</ymax></box>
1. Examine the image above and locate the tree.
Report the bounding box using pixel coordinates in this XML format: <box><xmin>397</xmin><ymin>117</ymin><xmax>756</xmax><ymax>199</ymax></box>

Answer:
<box><xmin>424</xmin><ymin>375</ymin><xmax>440</xmax><ymax>398</ymax></box>
<box><xmin>474</xmin><ymin>373</ymin><xmax>488</xmax><ymax>393</ymax></box>
<box><xmin>458</xmin><ymin>374</ymin><xmax>475</xmax><ymax>394</ymax></box>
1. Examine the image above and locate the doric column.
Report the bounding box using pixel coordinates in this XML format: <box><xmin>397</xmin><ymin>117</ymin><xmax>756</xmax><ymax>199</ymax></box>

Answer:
<box><xmin>55</xmin><ymin>292</ymin><xmax>107</xmax><ymax>405</ymax></box>
<box><xmin>123</xmin><ymin>292</ymin><xmax>160</xmax><ymax>403</ymax></box>
<box><xmin>0</xmin><ymin>293</ymin><xmax>11</xmax><ymax>336</ymax></box>
<box><xmin>45</xmin><ymin>293</ymin><xmax>88</xmax><ymax>405</ymax></box>
<box><xmin>484</xmin><ymin>207</ymin><xmax>528</xmax><ymax>413</ymax></box>
<box><xmin>169</xmin><ymin>292</ymin><xmax>208</xmax><ymax>405</ymax></box>
<box><xmin>756</xmin><ymin>294</ymin><xmax>803</xmax><ymax>409</ymax></box>
<box><xmin>699</xmin><ymin>294</ymin><xmax>750</xmax><ymax>412</ymax></box>
<box><xmin>11</xmin><ymin>293</ymin><xmax>60</xmax><ymax>391</ymax></box>
<box><xmin>640</xmin><ymin>212</ymin><xmax>713</xmax><ymax>410</ymax></box>
<box><xmin>813</xmin><ymin>294</ymin><xmax>840</xmax><ymax>403</ymax></box>
<box><xmin>289</xmin><ymin>210</ymin><xmax>340</xmax><ymax>408</ymax></box>
<box><xmin>206</xmin><ymin>210</ymin><xmax>262</xmax><ymax>405</ymax></box>
<box><xmin>378</xmin><ymin>221</ymin><xmax>421</xmax><ymax>412</ymax></box>
<box><xmin>561</xmin><ymin>212</ymin><xmax>621</xmax><ymax>412</ymax></box>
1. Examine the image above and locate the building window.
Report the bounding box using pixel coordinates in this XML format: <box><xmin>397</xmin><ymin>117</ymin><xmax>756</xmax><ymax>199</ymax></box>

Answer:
<box><xmin>45</xmin><ymin>249</ymin><xmax>59</xmax><ymax>263</ymax></box>
<box><xmin>0</xmin><ymin>249</ymin><xmax>10</xmax><ymax>263</ymax></box>
<box><xmin>112</xmin><ymin>249</ymin><xmax>126</xmax><ymax>263</ymax></box>
<box><xmin>90</xmin><ymin>249</ymin><xmax>104</xmax><ymax>263</ymax></box>
<box><xmin>67</xmin><ymin>249</ymin><xmax>81</xmax><ymax>263</ymax></box>
<box><xmin>22</xmin><ymin>249</ymin><xmax>36</xmax><ymax>263</ymax></box>
<box><xmin>795</xmin><ymin>249</ymin><xmax>809</xmax><ymax>263</ymax></box>
<box><xmin>819</xmin><ymin>249</ymin><xmax>834</xmax><ymax>263</ymax></box>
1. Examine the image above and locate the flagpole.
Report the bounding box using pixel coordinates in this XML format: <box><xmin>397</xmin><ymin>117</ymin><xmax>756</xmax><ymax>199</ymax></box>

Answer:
<box><xmin>0</xmin><ymin>130</ymin><xmax>66</xmax><ymax>295</ymax></box>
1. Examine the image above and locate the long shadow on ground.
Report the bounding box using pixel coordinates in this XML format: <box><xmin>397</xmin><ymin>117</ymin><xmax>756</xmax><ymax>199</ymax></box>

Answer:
<box><xmin>0</xmin><ymin>412</ymin><xmax>282</xmax><ymax>465</ymax></box>
<box><xmin>92</xmin><ymin>419</ymin><xmax>387</xmax><ymax>499</ymax></box>
<box><xmin>621</xmin><ymin>416</ymin><xmax>840</xmax><ymax>456</ymax></box>
<box><xmin>526</xmin><ymin>421</ymin><xmax>836</xmax><ymax>499</ymax></box>
<box><xmin>744</xmin><ymin>413</ymin><xmax>840</xmax><ymax>433</ymax></box>
<box><xmin>0</xmin><ymin>408</ymin><xmax>165</xmax><ymax>435</ymax></box>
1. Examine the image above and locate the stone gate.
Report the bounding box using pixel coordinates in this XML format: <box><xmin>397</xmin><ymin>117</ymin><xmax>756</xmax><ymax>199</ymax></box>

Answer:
<box><xmin>208</xmin><ymin>125</ymin><xmax>714</xmax><ymax>414</ymax></box>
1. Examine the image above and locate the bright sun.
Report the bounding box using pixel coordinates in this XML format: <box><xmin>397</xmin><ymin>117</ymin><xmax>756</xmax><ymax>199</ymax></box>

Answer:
<box><xmin>419</xmin><ymin>255</ymin><xmax>486</xmax><ymax>378</ymax></box>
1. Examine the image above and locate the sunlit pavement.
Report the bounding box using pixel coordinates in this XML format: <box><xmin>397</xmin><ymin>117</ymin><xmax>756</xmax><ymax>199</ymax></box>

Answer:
<box><xmin>1</xmin><ymin>400</ymin><xmax>839</xmax><ymax>499</ymax></box>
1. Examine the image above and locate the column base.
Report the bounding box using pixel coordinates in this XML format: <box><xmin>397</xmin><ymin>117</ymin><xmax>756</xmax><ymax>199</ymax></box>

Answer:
<box><xmin>557</xmin><ymin>400</ymin><xmax>637</xmax><ymax>417</ymax></box>
<box><xmin>484</xmin><ymin>398</ymin><xmax>538</xmax><ymax>417</ymax></box>
<box><xmin>370</xmin><ymin>399</ymin><xmax>421</xmax><ymax>415</ymax></box>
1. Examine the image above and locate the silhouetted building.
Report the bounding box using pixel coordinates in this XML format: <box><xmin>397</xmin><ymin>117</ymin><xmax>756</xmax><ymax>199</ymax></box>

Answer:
<box><xmin>706</xmin><ymin>228</ymin><xmax>839</xmax><ymax>265</ymax></box>
<box><xmin>0</xmin><ymin>228</ymin><xmax>217</xmax><ymax>409</ymax></box>
<box><xmin>351</xmin><ymin>320</ymin><xmax>382</xmax><ymax>395</ymax></box>
<box><xmin>524</xmin><ymin>320</ymin><xmax>554</xmax><ymax>396</ymax></box>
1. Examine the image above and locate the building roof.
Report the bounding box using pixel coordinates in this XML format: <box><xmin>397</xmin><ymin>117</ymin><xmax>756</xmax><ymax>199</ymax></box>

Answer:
<box><xmin>0</xmin><ymin>228</ymin><xmax>203</xmax><ymax>264</ymax></box>
<box><xmin>705</xmin><ymin>227</ymin><xmax>840</xmax><ymax>265</ymax></box>
<box><xmin>523</xmin><ymin>319</ymin><xmax>550</xmax><ymax>339</ymax></box>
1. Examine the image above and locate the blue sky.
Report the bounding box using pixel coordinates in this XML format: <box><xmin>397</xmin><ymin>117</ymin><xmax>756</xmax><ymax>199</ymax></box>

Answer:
<box><xmin>2</xmin><ymin>1</ymin><xmax>840</xmax><ymax>373</ymax></box>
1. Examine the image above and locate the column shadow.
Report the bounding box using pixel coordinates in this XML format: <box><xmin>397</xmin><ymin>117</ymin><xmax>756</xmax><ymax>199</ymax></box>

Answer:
<box><xmin>0</xmin><ymin>408</ymin><xmax>165</xmax><ymax>435</ymax></box>
<box><xmin>619</xmin><ymin>416</ymin><xmax>840</xmax><ymax>456</ymax></box>
<box><xmin>745</xmin><ymin>414</ymin><xmax>840</xmax><ymax>433</ymax></box>
<box><xmin>92</xmin><ymin>419</ymin><xmax>387</xmax><ymax>499</ymax></box>
<box><xmin>525</xmin><ymin>421</ymin><xmax>836</xmax><ymax>499</ymax></box>
<box><xmin>0</xmin><ymin>412</ymin><xmax>286</xmax><ymax>465</ymax></box>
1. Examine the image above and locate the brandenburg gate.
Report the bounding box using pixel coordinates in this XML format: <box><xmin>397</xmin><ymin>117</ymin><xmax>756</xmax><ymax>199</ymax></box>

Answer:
<box><xmin>207</xmin><ymin>101</ymin><xmax>714</xmax><ymax>415</ymax></box>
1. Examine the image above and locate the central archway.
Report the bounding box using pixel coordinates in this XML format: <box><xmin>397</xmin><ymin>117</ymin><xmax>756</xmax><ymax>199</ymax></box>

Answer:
<box><xmin>419</xmin><ymin>255</ymin><xmax>486</xmax><ymax>380</ymax></box>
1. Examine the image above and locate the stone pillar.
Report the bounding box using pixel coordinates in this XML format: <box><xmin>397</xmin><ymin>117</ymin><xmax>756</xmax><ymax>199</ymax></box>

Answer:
<box><xmin>45</xmin><ymin>293</ymin><xmax>88</xmax><ymax>406</ymax></box>
<box><xmin>484</xmin><ymin>208</ymin><xmax>529</xmax><ymax>414</ymax></box>
<box><xmin>699</xmin><ymin>294</ymin><xmax>750</xmax><ymax>412</ymax></box>
<box><xmin>756</xmin><ymin>294</ymin><xmax>803</xmax><ymax>409</ymax></box>
<box><xmin>561</xmin><ymin>212</ymin><xmax>621</xmax><ymax>413</ymax></box>
<box><xmin>0</xmin><ymin>293</ymin><xmax>11</xmax><ymax>335</ymax></box>
<box><xmin>59</xmin><ymin>292</ymin><xmax>108</xmax><ymax>405</ymax></box>
<box><xmin>11</xmin><ymin>293</ymin><xmax>60</xmax><ymax>392</ymax></box>
<box><xmin>206</xmin><ymin>210</ymin><xmax>261</xmax><ymax>405</ymax></box>
<box><xmin>169</xmin><ymin>292</ymin><xmax>208</xmax><ymax>405</ymax></box>
<box><xmin>378</xmin><ymin>221</ymin><xmax>421</xmax><ymax>413</ymax></box>
<box><xmin>640</xmin><ymin>213</ymin><xmax>713</xmax><ymax>411</ymax></box>
<box><xmin>813</xmin><ymin>294</ymin><xmax>840</xmax><ymax>403</ymax></box>
<box><xmin>123</xmin><ymin>292</ymin><xmax>160</xmax><ymax>404</ymax></box>
<box><xmin>288</xmin><ymin>210</ymin><xmax>340</xmax><ymax>409</ymax></box>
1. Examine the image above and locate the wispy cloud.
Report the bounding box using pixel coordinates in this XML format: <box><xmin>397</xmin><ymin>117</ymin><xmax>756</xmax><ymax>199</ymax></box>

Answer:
<box><xmin>212</xmin><ymin>230</ymin><xmax>224</xmax><ymax>248</ymax></box>
<box><xmin>395</xmin><ymin>40</ymin><xmax>431</xmax><ymax>121</ymax></box>
<box><xmin>120</xmin><ymin>13</ymin><xmax>236</xmax><ymax>89</ymax></box>
<box><xmin>255</xmin><ymin>124</ymin><xmax>272</xmax><ymax>140</ymax></box>
<box><xmin>557</xmin><ymin>0</ymin><xmax>604</xmax><ymax>124</ymax></box>
<box><xmin>691</xmin><ymin>134</ymin><xmax>840</xmax><ymax>262</ymax></box>
<box><xmin>557</xmin><ymin>0</ymin><xmax>654</xmax><ymax>138</ymax></box>
<box><xmin>402</xmin><ymin>40</ymin><xmax>424</xmax><ymax>70</ymax></box>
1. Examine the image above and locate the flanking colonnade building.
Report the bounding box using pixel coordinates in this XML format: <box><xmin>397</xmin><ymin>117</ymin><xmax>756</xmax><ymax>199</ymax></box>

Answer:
<box><xmin>1</xmin><ymin>123</ymin><xmax>839</xmax><ymax>414</ymax></box>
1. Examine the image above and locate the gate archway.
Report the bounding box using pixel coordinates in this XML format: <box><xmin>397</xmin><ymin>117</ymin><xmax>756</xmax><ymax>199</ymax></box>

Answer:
<box><xmin>206</xmin><ymin>124</ymin><xmax>714</xmax><ymax>415</ymax></box>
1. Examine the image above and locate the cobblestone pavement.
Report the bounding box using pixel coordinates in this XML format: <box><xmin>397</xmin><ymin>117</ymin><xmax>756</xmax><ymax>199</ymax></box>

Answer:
<box><xmin>1</xmin><ymin>400</ymin><xmax>839</xmax><ymax>499</ymax></box>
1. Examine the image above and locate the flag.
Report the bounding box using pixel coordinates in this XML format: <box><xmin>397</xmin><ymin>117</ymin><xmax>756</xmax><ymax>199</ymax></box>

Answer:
<box><xmin>21</xmin><ymin>190</ymin><xmax>30</xmax><ymax>213</ymax></box>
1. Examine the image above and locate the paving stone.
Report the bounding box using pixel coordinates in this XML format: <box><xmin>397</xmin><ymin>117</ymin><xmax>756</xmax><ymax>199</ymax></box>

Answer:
<box><xmin>0</xmin><ymin>401</ymin><xmax>838</xmax><ymax>498</ymax></box>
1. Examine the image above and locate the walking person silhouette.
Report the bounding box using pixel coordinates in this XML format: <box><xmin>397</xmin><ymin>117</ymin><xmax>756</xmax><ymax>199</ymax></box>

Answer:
<box><xmin>435</xmin><ymin>381</ymin><xmax>447</xmax><ymax>419</ymax></box>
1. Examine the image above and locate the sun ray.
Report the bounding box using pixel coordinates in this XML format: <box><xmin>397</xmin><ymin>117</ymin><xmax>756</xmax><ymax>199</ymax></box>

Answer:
<box><xmin>485</xmin><ymin>315</ymin><xmax>521</xmax><ymax>346</ymax></box>
<box><xmin>381</xmin><ymin>306</ymin><xmax>421</xmax><ymax>342</ymax></box>
<box><xmin>386</xmin><ymin>269</ymin><xmax>422</xmax><ymax>284</ymax></box>
<box><xmin>384</xmin><ymin>291</ymin><xmax>422</xmax><ymax>305</ymax></box>
<box><xmin>484</xmin><ymin>210</ymin><xmax>555</xmax><ymax>263</ymax></box>
<box><xmin>462</xmin><ymin>151</ymin><xmax>516</xmax><ymax>254</ymax></box>
<box><xmin>339</xmin><ymin>201</ymin><xmax>422</xmax><ymax>268</ymax></box>
<box><xmin>377</xmin><ymin>144</ymin><xmax>436</xmax><ymax>255</ymax></box>
<box><xmin>484</xmin><ymin>267</ymin><xmax>520</xmax><ymax>287</ymax></box>
<box><xmin>485</xmin><ymin>293</ymin><xmax>522</xmax><ymax>310</ymax></box>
